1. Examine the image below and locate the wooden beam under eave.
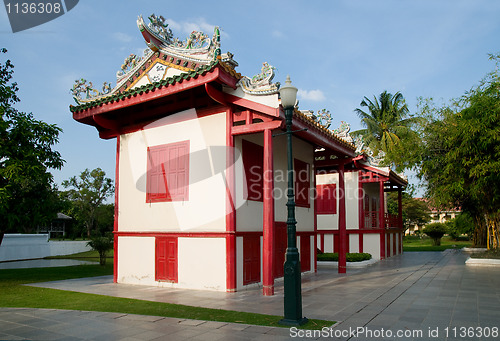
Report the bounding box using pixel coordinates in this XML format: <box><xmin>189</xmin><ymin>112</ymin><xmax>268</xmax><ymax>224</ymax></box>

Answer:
<box><xmin>231</xmin><ymin>120</ymin><xmax>282</xmax><ymax>135</ymax></box>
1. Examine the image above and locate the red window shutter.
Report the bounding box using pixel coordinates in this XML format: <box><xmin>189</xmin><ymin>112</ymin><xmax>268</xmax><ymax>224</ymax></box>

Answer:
<box><xmin>300</xmin><ymin>235</ymin><xmax>311</xmax><ymax>272</ymax></box>
<box><xmin>147</xmin><ymin>141</ymin><xmax>189</xmax><ymax>202</ymax></box>
<box><xmin>316</xmin><ymin>184</ymin><xmax>337</xmax><ymax>214</ymax></box>
<box><xmin>156</xmin><ymin>237</ymin><xmax>178</xmax><ymax>282</ymax></box>
<box><xmin>243</xmin><ymin>235</ymin><xmax>261</xmax><ymax>285</ymax></box>
<box><xmin>294</xmin><ymin>159</ymin><xmax>310</xmax><ymax>207</ymax></box>
<box><xmin>242</xmin><ymin>140</ymin><xmax>263</xmax><ymax>201</ymax></box>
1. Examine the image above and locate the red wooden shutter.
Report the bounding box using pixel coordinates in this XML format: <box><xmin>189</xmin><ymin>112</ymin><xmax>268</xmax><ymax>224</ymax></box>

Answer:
<box><xmin>147</xmin><ymin>141</ymin><xmax>189</xmax><ymax>202</ymax></box>
<box><xmin>294</xmin><ymin>159</ymin><xmax>310</xmax><ymax>207</ymax></box>
<box><xmin>316</xmin><ymin>184</ymin><xmax>337</xmax><ymax>214</ymax></box>
<box><xmin>242</xmin><ymin>140</ymin><xmax>263</xmax><ymax>201</ymax></box>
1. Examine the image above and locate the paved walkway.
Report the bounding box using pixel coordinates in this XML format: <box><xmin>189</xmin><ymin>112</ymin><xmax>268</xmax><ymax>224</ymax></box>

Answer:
<box><xmin>1</xmin><ymin>250</ymin><xmax>499</xmax><ymax>340</ymax></box>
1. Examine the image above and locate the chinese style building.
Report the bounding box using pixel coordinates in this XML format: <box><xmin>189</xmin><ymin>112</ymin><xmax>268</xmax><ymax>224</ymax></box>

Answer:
<box><xmin>70</xmin><ymin>14</ymin><xmax>405</xmax><ymax>295</ymax></box>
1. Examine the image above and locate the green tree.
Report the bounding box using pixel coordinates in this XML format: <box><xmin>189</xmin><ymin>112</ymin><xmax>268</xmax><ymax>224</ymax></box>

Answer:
<box><xmin>387</xmin><ymin>190</ymin><xmax>431</xmax><ymax>233</ymax></box>
<box><xmin>351</xmin><ymin>91</ymin><xmax>420</xmax><ymax>170</ymax></box>
<box><xmin>62</xmin><ymin>168</ymin><xmax>114</xmax><ymax>237</ymax></box>
<box><xmin>87</xmin><ymin>233</ymin><xmax>113</xmax><ymax>266</ymax></box>
<box><xmin>417</xmin><ymin>54</ymin><xmax>500</xmax><ymax>249</ymax></box>
<box><xmin>423</xmin><ymin>223</ymin><xmax>447</xmax><ymax>246</ymax></box>
<box><xmin>0</xmin><ymin>48</ymin><xmax>64</xmax><ymax>243</ymax></box>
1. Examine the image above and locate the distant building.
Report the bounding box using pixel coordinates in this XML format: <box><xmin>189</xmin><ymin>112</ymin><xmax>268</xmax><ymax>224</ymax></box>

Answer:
<box><xmin>406</xmin><ymin>198</ymin><xmax>461</xmax><ymax>235</ymax></box>
<box><xmin>37</xmin><ymin>213</ymin><xmax>73</xmax><ymax>238</ymax></box>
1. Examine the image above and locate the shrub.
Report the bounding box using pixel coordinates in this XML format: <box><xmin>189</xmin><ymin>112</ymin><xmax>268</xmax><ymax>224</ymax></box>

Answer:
<box><xmin>316</xmin><ymin>252</ymin><xmax>372</xmax><ymax>262</ymax></box>
<box><xmin>87</xmin><ymin>233</ymin><xmax>113</xmax><ymax>266</ymax></box>
<box><xmin>423</xmin><ymin>223</ymin><xmax>447</xmax><ymax>246</ymax></box>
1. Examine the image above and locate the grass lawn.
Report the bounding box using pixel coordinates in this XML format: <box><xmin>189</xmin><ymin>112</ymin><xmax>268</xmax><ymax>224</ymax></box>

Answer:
<box><xmin>0</xmin><ymin>264</ymin><xmax>333</xmax><ymax>330</ymax></box>
<box><xmin>403</xmin><ymin>235</ymin><xmax>472</xmax><ymax>251</ymax></box>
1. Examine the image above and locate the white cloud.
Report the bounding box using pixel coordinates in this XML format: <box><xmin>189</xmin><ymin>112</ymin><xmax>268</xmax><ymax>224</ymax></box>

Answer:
<box><xmin>166</xmin><ymin>18</ymin><xmax>220</xmax><ymax>38</ymax></box>
<box><xmin>272</xmin><ymin>30</ymin><xmax>284</xmax><ymax>38</ymax></box>
<box><xmin>112</xmin><ymin>32</ymin><xmax>133</xmax><ymax>43</ymax></box>
<box><xmin>298</xmin><ymin>89</ymin><xmax>326</xmax><ymax>102</ymax></box>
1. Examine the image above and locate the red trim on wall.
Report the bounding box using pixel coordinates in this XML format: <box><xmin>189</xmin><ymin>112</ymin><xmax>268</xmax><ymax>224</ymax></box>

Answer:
<box><xmin>225</xmin><ymin>108</ymin><xmax>237</xmax><ymax>292</ymax></box>
<box><xmin>262</xmin><ymin>129</ymin><xmax>275</xmax><ymax>296</ymax></box>
<box><xmin>115</xmin><ymin>231</ymin><xmax>231</xmax><ymax>238</ymax></box>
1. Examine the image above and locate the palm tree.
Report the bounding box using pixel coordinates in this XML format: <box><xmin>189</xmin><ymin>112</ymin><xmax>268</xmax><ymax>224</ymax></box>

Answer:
<box><xmin>351</xmin><ymin>91</ymin><xmax>418</xmax><ymax>162</ymax></box>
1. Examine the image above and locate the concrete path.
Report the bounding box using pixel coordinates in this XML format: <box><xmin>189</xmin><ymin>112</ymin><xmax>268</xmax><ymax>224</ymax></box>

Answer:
<box><xmin>2</xmin><ymin>250</ymin><xmax>499</xmax><ymax>340</ymax></box>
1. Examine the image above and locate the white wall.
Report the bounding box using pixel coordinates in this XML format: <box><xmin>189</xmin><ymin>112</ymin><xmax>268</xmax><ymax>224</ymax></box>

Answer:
<box><xmin>118</xmin><ymin>109</ymin><xmax>227</xmax><ymax>232</ymax></box>
<box><xmin>177</xmin><ymin>238</ymin><xmax>226</xmax><ymax>291</ymax></box>
<box><xmin>117</xmin><ymin>236</ymin><xmax>227</xmax><ymax>291</ymax></box>
<box><xmin>363</xmin><ymin>234</ymin><xmax>380</xmax><ymax>260</ymax></box>
<box><xmin>316</xmin><ymin>171</ymin><xmax>359</xmax><ymax>230</ymax></box>
<box><xmin>0</xmin><ymin>234</ymin><xmax>91</xmax><ymax>262</ymax></box>
<box><xmin>117</xmin><ymin>236</ymin><xmax>155</xmax><ymax>285</ymax></box>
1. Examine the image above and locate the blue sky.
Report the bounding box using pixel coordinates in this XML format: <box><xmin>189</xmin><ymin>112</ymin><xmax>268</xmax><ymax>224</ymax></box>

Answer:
<box><xmin>1</xmin><ymin>0</ymin><xmax>499</xmax><ymax>191</ymax></box>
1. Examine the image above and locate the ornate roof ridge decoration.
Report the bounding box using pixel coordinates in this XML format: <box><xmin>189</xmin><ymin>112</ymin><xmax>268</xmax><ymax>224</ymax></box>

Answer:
<box><xmin>69</xmin><ymin>59</ymin><xmax>236</xmax><ymax>114</ymax></box>
<box><xmin>137</xmin><ymin>14</ymin><xmax>236</xmax><ymax>66</ymax></box>
<box><xmin>238</xmin><ymin>62</ymin><xmax>280</xmax><ymax>95</ymax></box>
<box><xmin>332</xmin><ymin>121</ymin><xmax>353</xmax><ymax>144</ymax></box>
<box><xmin>293</xmin><ymin>109</ymin><xmax>356</xmax><ymax>151</ymax></box>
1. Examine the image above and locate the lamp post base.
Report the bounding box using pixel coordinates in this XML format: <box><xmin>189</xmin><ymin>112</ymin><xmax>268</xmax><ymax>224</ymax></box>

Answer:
<box><xmin>278</xmin><ymin>317</ymin><xmax>309</xmax><ymax>327</ymax></box>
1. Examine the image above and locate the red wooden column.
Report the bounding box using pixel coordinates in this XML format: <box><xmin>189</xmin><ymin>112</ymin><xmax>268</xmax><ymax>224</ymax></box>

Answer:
<box><xmin>379</xmin><ymin>180</ymin><xmax>386</xmax><ymax>260</ymax></box>
<box><xmin>358</xmin><ymin>173</ymin><xmax>364</xmax><ymax>253</ymax></box>
<box><xmin>313</xmin><ymin>168</ymin><xmax>318</xmax><ymax>273</ymax></box>
<box><xmin>262</xmin><ymin>128</ymin><xmax>275</xmax><ymax>295</ymax></box>
<box><xmin>338</xmin><ymin>163</ymin><xmax>347</xmax><ymax>273</ymax></box>
<box><xmin>398</xmin><ymin>188</ymin><xmax>403</xmax><ymax>254</ymax></box>
<box><xmin>113</xmin><ymin>135</ymin><xmax>120</xmax><ymax>283</ymax></box>
<box><xmin>225</xmin><ymin>109</ymin><xmax>237</xmax><ymax>292</ymax></box>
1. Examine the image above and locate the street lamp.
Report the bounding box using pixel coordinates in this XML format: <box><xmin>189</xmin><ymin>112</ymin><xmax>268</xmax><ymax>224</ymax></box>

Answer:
<box><xmin>278</xmin><ymin>75</ymin><xmax>308</xmax><ymax>326</ymax></box>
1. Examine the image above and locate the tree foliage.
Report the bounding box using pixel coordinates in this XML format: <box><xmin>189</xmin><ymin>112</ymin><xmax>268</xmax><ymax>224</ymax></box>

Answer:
<box><xmin>423</xmin><ymin>223</ymin><xmax>447</xmax><ymax>246</ymax></box>
<box><xmin>416</xmin><ymin>54</ymin><xmax>500</xmax><ymax>248</ymax></box>
<box><xmin>62</xmin><ymin>168</ymin><xmax>114</xmax><ymax>237</ymax></box>
<box><xmin>87</xmin><ymin>233</ymin><xmax>113</xmax><ymax>266</ymax></box>
<box><xmin>387</xmin><ymin>189</ymin><xmax>431</xmax><ymax>233</ymax></box>
<box><xmin>351</xmin><ymin>90</ymin><xmax>421</xmax><ymax>170</ymax></box>
<box><xmin>0</xmin><ymin>48</ymin><xmax>64</xmax><ymax>239</ymax></box>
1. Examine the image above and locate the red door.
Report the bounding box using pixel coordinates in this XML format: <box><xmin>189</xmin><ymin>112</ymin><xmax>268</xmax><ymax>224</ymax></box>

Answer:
<box><xmin>243</xmin><ymin>235</ymin><xmax>260</xmax><ymax>285</ymax></box>
<box><xmin>156</xmin><ymin>237</ymin><xmax>178</xmax><ymax>282</ymax></box>
<box><xmin>300</xmin><ymin>235</ymin><xmax>311</xmax><ymax>272</ymax></box>
<box><xmin>274</xmin><ymin>222</ymin><xmax>287</xmax><ymax>278</ymax></box>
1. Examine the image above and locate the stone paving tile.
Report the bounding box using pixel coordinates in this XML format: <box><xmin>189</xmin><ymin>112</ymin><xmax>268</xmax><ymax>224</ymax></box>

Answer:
<box><xmin>3</xmin><ymin>251</ymin><xmax>500</xmax><ymax>340</ymax></box>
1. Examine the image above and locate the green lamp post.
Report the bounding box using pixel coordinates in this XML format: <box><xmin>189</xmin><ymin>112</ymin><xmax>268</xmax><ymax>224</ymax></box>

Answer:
<box><xmin>278</xmin><ymin>75</ymin><xmax>308</xmax><ymax>326</ymax></box>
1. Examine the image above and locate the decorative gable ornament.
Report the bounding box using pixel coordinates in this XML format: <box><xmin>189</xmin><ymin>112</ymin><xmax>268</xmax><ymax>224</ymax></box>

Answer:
<box><xmin>238</xmin><ymin>62</ymin><xmax>280</xmax><ymax>95</ymax></box>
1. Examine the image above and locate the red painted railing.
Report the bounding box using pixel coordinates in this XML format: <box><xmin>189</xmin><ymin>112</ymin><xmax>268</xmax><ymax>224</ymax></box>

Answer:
<box><xmin>364</xmin><ymin>211</ymin><xmax>400</xmax><ymax>229</ymax></box>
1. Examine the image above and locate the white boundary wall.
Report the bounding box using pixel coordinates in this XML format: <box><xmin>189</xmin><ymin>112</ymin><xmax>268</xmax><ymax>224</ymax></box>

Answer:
<box><xmin>0</xmin><ymin>234</ymin><xmax>91</xmax><ymax>262</ymax></box>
